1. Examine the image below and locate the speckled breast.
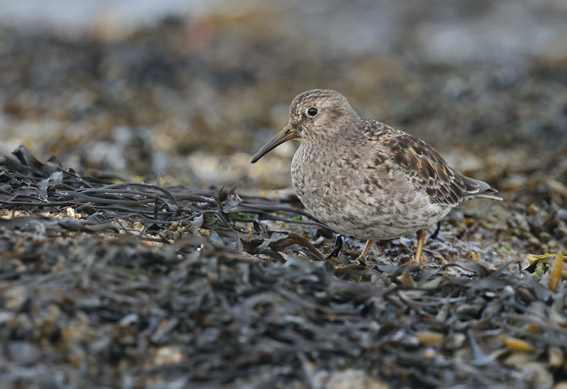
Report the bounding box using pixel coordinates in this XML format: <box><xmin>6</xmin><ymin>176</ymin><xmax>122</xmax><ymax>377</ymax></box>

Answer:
<box><xmin>291</xmin><ymin>144</ymin><xmax>451</xmax><ymax>240</ymax></box>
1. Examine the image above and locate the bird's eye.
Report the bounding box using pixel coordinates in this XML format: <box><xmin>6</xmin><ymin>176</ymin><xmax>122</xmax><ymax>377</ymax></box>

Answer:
<box><xmin>307</xmin><ymin>107</ymin><xmax>318</xmax><ymax>117</ymax></box>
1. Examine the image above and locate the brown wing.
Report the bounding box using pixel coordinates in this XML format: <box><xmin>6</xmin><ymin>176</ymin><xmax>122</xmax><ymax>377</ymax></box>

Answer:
<box><xmin>363</xmin><ymin>120</ymin><xmax>499</xmax><ymax>206</ymax></box>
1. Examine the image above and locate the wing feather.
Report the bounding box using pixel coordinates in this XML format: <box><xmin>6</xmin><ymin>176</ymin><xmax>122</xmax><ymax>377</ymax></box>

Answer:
<box><xmin>362</xmin><ymin>120</ymin><xmax>500</xmax><ymax>206</ymax></box>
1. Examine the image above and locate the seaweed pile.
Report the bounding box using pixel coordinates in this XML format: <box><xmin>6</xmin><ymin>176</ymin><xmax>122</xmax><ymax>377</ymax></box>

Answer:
<box><xmin>1</xmin><ymin>145</ymin><xmax>566</xmax><ymax>388</ymax></box>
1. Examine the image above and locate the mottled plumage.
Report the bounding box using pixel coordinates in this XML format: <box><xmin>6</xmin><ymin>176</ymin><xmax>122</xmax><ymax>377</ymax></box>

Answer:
<box><xmin>251</xmin><ymin>89</ymin><xmax>500</xmax><ymax>262</ymax></box>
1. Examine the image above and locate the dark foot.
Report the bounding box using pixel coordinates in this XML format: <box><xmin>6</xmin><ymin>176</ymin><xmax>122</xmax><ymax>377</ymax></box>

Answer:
<box><xmin>430</xmin><ymin>221</ymin><xmax>442</xmax><ymax>240</ymax></box>
<box><xmin>326</xmin><ymin>235</ymin><xmax>343</xmax><ymax>259</ymax></box>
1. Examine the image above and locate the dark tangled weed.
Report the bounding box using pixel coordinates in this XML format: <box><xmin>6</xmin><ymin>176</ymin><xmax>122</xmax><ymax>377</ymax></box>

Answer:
<box><xmin>0</xmin><ymin>145</ymin><xmax>566</xmax><ymax>388</ymax></box>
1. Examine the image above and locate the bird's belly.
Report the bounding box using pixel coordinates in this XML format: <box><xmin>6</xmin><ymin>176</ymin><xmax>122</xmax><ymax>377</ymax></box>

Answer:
<box><xmin>291</xmin><ymin>153</ymin><xmax>450</xmax><ymax>240</ymax></box>
<box><xmin>322</xmin><ymin>202</ymin><xmax>450</xmax><ymax>240</ymax></box>
<box><xmin>305</xmin><ymin>193</ymin><xmax>449</xmax><ymax>240</ymax></box>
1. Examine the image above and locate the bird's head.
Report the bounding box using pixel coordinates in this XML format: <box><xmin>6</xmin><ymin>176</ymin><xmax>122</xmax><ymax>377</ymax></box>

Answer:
<box><xmin>251</xmin><ymin>89</ymin><xmax>359</xmax><ymax>163</ymax></box>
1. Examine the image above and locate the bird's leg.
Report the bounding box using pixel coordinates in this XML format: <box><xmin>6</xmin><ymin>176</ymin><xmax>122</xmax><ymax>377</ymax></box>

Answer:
<box><xmin>326</xmin><ymin>235</ymin><xmax>344</xmax><ymax>259</ymax></box>
<box><xmin>414</xmin><ymin>229</ymin><xmax>427</xmax><ymax>264</ymax></box>
<box><xmin>356</xmin><ymin>240</ymin><xmax>373</xmax><ymax>264</ymax></box>
<box><xmin>430</xmin><ymin>221</ymin><xmax>442</xmax><ymax>240</ymax></box>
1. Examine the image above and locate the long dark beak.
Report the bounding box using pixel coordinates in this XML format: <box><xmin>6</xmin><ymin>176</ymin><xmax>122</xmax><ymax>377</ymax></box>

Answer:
<box><xmin>251</xmin><ymin>126</ymin><xmax>299</xmax><ymax>163</ymax></box>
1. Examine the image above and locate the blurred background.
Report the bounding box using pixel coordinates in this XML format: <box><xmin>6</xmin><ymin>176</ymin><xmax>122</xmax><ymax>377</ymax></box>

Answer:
<box><xmin>1</xmin><ymin>0</ymin><xmax>566</xmax><ymax>193</ymax></box>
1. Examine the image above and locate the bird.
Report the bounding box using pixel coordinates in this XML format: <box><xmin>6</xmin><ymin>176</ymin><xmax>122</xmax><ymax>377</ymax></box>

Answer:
<box><xmin>251</xmin><ymin>89</ymin><xmax>501</xmax><ymax>264</ymax></box>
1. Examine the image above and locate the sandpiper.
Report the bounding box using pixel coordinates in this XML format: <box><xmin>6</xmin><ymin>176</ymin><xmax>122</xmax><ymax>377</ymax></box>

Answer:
<box><xmin>251</xmin><ymin>89</ymin><xmax>501</xmax><ymax>263</ymax></box>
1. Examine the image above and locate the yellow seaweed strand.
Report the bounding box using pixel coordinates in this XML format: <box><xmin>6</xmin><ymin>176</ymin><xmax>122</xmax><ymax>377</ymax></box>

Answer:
<box><xmin>549</xmin><ymin>249</ymin><xmax>564</xmax><ymax>293</ymax></box>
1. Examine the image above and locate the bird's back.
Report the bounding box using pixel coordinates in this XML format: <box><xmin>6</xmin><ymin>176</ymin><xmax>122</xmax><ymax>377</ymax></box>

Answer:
<box><xmin>359</xmin><ymin>119</ymin><xmax>501</xmax><ymax>206</ymax></box>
